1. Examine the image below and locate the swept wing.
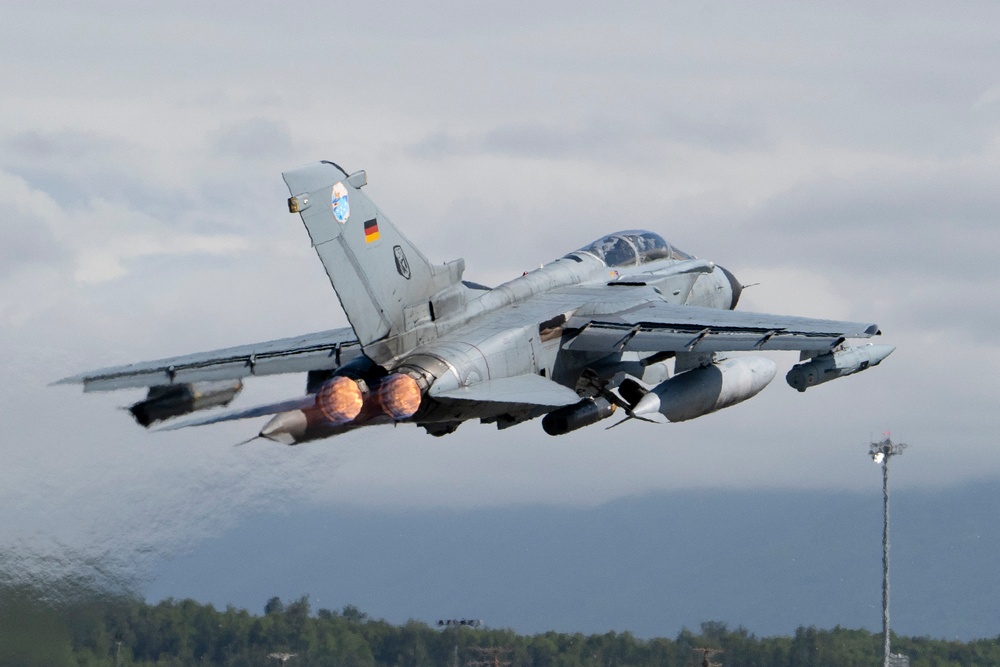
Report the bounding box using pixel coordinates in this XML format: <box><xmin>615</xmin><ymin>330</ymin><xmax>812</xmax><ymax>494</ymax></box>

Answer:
<box><xmin>56</xmin><ymin>327</ymin><xmax>361</xmax><ymax>392</ymax></box>
<box><xmin>562</xmin><ymin>299</ymin><xmax>879</xmax><ymax>355</ymax></box>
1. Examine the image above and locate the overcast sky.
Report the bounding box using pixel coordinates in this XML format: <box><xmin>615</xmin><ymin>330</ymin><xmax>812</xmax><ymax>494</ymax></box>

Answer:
<box><xmin>2</xmin><ymin>1</ymin><xmax>999</xmax><ymax>601</ymax></box>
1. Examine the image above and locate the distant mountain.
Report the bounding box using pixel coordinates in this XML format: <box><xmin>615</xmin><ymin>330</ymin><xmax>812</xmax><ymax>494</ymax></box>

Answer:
<box><xmin>147</xmin><ymin>481</ymin><xmax>1000</xmax><ymax>640</ymax></box>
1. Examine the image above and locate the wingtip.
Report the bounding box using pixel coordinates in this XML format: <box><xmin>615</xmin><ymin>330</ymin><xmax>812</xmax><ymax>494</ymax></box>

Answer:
<box><xmin>49</xmin><ymin>375</ymin><xmax>82</xmax><ymax>387</ymax></box>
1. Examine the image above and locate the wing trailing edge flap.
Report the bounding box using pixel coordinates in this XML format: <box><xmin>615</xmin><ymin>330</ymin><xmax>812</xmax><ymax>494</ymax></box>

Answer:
<box><xmin>563</xmin><ymin>302</ymin><xmax>880</xmax><ymax>354</ymax></box>
<box><xmin>55</xmin><ymin>327</ymin><xmax>361</xmax><ymax>392</ymax></box>
<box><xmin>430</xmin><ymin>374</ymin><xmax>581</xmax><ymax>408</ymax></box>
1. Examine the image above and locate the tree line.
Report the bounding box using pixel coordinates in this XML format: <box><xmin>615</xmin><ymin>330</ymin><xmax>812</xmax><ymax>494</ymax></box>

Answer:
<box><xmin>1</xmin><ymin>585</ymin><xmax>998</xmax><ymax>666</ymax></box>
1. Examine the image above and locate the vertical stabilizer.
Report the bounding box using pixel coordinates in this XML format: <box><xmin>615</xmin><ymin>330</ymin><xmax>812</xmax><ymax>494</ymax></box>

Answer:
<box><xmin>282</xmin><ymin>161</ymin><xmax>465</xmax><ymax>351</ymax></box>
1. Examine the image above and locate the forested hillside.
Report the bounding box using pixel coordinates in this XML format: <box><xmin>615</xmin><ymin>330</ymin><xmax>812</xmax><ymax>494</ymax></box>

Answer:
<box><xmin>2</xmin><ymin>584</ymin><xmax>998</xmax><ymax>667</ymax></box>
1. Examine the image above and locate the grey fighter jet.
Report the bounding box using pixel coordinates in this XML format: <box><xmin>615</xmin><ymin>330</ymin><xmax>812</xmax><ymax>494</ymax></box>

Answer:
<box><xmin>58</xmin><ymin>161</ymin><xmax>894</xmax><ymax>444</ymax></box>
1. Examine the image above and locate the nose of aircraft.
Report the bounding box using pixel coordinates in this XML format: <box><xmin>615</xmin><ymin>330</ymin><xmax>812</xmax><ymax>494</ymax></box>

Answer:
<box><xmin>720</xmin><ymin>265</ymin><xmax>742</xmax><ymax>310</ymax></box>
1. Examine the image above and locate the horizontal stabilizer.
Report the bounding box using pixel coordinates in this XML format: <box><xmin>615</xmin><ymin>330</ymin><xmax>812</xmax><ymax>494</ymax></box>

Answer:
<box><xmin>430</xmin><ymin>374</ymin><xmax>581</xmax><ymax>407</ymax></box>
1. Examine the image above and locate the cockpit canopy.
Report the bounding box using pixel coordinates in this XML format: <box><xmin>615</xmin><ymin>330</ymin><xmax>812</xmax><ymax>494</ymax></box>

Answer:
<box><xmin>569</xmin><ymin>230</ymin><xmax>694</xmax><ymax>268</ymax></box>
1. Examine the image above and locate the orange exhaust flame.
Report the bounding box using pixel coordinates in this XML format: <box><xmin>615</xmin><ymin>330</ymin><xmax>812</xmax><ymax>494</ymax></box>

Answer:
<box><xmin>377</xmin><ymin>373</ymin><xmax>422</xmax><ymax>420</ymax></box>
<box><xmin>316</xmin><ymin>376</ymin><xmax>364</xmax><ymax>424</ymax></box>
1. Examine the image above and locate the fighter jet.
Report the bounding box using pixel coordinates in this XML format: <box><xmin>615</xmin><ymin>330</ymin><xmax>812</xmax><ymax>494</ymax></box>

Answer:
<box><xmin>57</xmin><ymin>160</ymin><xmax>894</xmax><ymax>444</ymax></box>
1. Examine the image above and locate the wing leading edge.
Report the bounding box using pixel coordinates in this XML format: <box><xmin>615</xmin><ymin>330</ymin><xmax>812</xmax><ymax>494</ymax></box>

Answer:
<box><xmin>563</xmin><ymin>301</ymin><xmax>880</xmax><ymax>355</ymax></box>
<box><xmin>56</xmin><ymin>327</ymin><xmax>361</xmax><ymax>392</ymax></box>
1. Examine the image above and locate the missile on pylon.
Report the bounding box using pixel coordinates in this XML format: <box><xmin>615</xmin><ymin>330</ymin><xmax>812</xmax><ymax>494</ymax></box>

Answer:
<box><xmin>631</xmin><ymin>356</ymin><xmax>777</xmax><ymax>422</ymax></box>
<box><xmin>542</xmin><ymin>397</ymin><xmax>616</xmax><ymax>436</ymax></box>
<box><xmin>259</xmin><ymin>409</ymin><xmax>309</xmax><ymax>445</ymax></box>
<box><xmin>258</xmin><ymin>407</ymin><xmax>367</xmax><ymax>445</ymax></box>
<box><xmin>785</xmin><ymin>344</ymin><xmax>895</xmax><ymax>392</ymax></box>
<box><xmin>129</xmin><ymin>380</ymin><xmax>243</xmax><ymax>427</ymax></box>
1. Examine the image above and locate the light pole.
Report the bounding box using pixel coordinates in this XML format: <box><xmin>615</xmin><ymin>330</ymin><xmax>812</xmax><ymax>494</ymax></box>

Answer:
<box><xmin>869</xmin><ymin>435</ymin><xmax>906</xmax><ymax>667</ymax></box>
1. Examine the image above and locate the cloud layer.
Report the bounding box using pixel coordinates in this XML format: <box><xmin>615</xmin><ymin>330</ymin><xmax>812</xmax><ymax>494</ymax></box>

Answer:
<box><xmin>1</xmin><ymin>2</ymin><xmax>998</xmax><ymax>597</ymax></box>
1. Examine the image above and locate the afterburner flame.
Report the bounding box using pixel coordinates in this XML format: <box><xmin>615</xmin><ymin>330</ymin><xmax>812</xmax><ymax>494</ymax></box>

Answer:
<box><xmin>377</xmin><ymin>373</ymin><xmax>422</xmax><ymax>420</ymax></box>
<box><xmin>316</xmin><ymin>376</ymin><xmax>364</xmax><ymax>424</ymax></box>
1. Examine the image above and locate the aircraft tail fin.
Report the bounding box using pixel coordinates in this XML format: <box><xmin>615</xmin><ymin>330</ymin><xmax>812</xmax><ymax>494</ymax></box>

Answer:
<box><xmin>282</xmin><ymin>161</ymin><xmax>467</xmax><ymax>357</ymax></box>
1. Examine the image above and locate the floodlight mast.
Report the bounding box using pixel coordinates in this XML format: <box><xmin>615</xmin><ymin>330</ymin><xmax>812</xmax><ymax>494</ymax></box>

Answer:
<box><xmin>869</xmin><ymin>435</ymin><xmax>906</xmax><ymax>667</ymax></box>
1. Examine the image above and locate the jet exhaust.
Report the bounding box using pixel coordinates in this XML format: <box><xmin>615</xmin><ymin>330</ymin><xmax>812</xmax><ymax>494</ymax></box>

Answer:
<box><xmin>262</xmin><ymin>370</ymin><xmax>429</xmax><ymax>445</ymax></box>
<box><xmin>786</xmin><ymin>344</ymin><xmax>895</xmax><ymax>392</ymax></box>
<box><xmin>311</xmin><ymin>355</ymin><xmax>420</xmax><ymax>426</ymax></box>
<box><xmin>316</xmin><ymin>375</ymin><xmax>365</xmax><ymax>424</ymax></box>
<box><xmin>376</xmin><ymin>373</ymin><xmax>422</xmax><ymax>421</ymax></box>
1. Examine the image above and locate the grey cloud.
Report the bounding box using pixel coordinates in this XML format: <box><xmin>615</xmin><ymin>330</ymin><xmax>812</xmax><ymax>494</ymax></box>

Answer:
<box><xmin>741</xmin><ymin>168</ymin><xmax>1000</xmax><ymax>278</ymax></box>
<box><xmin>0</xmin><ymin>130</ymin><xmax>197</xmax><ymax>217</ymax></box>
<box><xmin>890</xmin><ymin>287</ymin><xmax>1000</xmax><ymax>347</ymax></box>
<box><xmin>655</xmin><ymin>111</ymin><xmax>773</xmax><ymax>153</ymax></box>
<box><xmin>2</xmin><ymin>130</ymin><xmax>137</xmax><ymax>188</ymax></box>
<box><xmin>210</xmin><ymin>118</ymin><xmax>292</xmax><ymax>161</ymax></box>
<box><xmin>408</xmin><ymin>122</ymin><xmax>630</xmax><ymax>161</ymax></box>
<box><xmin>480</xmin><ymin>122</ymin><xmax>628</xmax><ymax>159</ymax></box>
<box><xmin>0</xmin><ymin>128</ymin><xmax>282</xmax><ymax>235</ymax></box>
<box><xmin>409</xmin><ymin>113</ymin><xmax>769</xmax><ymax>163</ymax></box>
<box><xmin>3</xmin><ymin>130</ymin><xmax>122</xmax><ymax>161</ymax></box>
<box><xmin>761</xmin><ymin>172</ymin><xmax>999</xmax><ymax>232</ymax></box>
<box><xmin>0</xmin><ymin>211</ymin><xmax>63</xmax><ymax>278</ymax></box>
<box><xmin>405</xmin><ymin>131</ymin><xmax>464</xmax><ymax>159</ymax></box>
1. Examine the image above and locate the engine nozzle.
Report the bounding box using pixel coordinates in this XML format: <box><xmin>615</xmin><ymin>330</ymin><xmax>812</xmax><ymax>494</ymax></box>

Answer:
<box><xmin>316</xmin><ymin>376</ymin><xmax>365</xmax><ymax>424</ymax></box>
<box><xmin>377</xmin><ymin>373</ymin><xmax>422</xmax><ymax>421</ymax></box>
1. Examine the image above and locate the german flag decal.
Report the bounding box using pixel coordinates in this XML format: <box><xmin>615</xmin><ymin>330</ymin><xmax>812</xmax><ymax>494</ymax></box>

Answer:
<box><xmin>364</xmin><ymin>218</ymin><xmax>380</xmax><ymax>243</ymax></box>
